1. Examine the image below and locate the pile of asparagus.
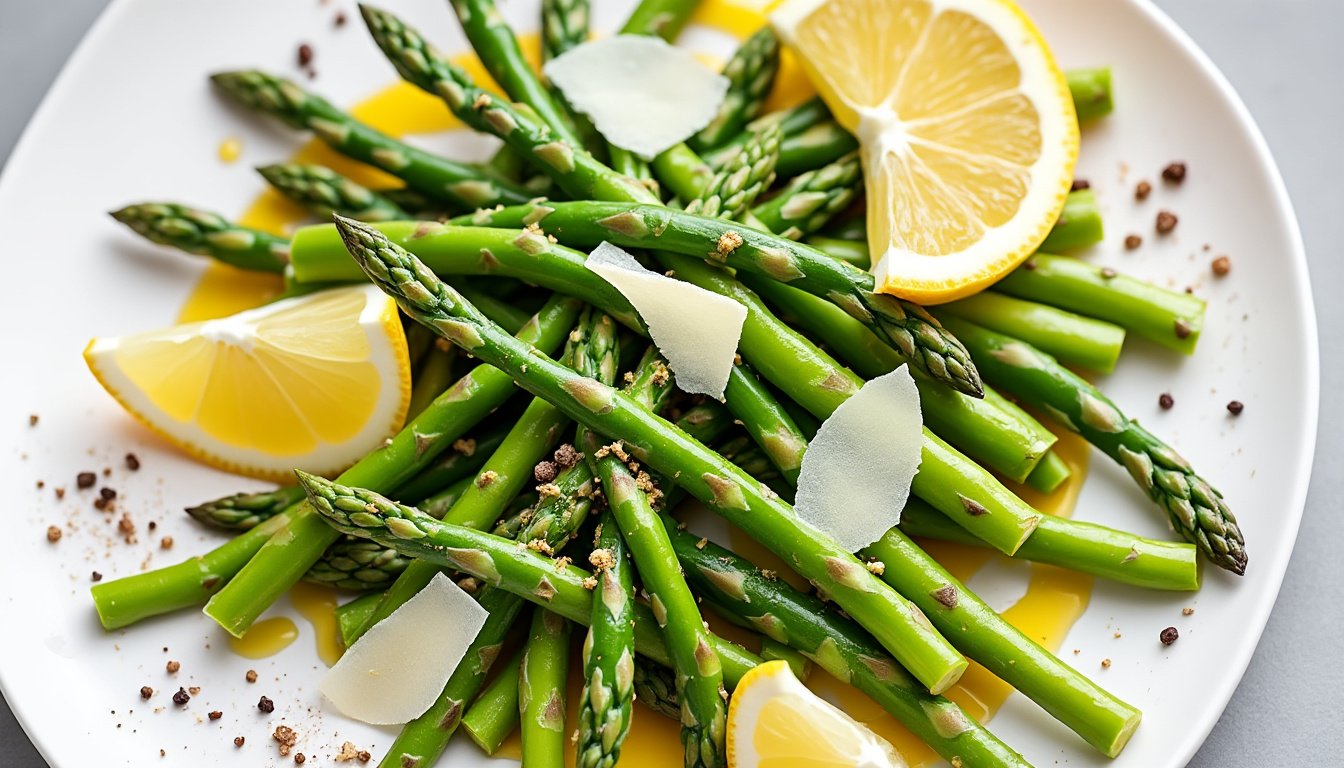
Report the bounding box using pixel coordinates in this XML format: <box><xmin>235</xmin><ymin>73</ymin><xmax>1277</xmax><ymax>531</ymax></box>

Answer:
<box><xmin>96</xmin><ymin>1</ymin><xmax>1244</xmax><ymax>766</ymax></box>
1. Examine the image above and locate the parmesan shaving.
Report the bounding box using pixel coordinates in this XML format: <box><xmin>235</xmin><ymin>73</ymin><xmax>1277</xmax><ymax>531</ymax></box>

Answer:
<box><xmin>793</xmin><ymin>365</ymin><xmax>923</xmax><ymax>552</ymax></box>
<box><xmin>586</xmin><ymin>242</ymin><xmax>745</xmax><ymax>399</ymax></box>
<box><xmin>543</xmin><ymin>35</ymin><xmax>729</xmax><ymax>158</ymax></box>
<box><xmin>319</xmin><ymin>572</ymin><xmax>487</xmax><ymax>724</ymax></box>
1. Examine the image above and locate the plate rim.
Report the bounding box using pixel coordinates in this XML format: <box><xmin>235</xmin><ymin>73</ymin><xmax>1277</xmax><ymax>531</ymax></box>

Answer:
<box><xmin>0</xmin><ymin>0</ymin><xmax>1320</xmax><ymax>766</ymax></box>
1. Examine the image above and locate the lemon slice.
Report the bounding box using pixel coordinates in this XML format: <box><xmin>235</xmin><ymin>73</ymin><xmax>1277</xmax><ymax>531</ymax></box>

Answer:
<box><xmin>773</xmin><ymin>0</ymin><xmax>1079</xmax><ymax>304</ymax></box>
<box><xmin>727</xmin><ymin>660</ymin><xmax>906</xmax><ymax>768</ymax></box>
<box><xmin>85</xmin><ymin>285</ymin><xmax>411</xmax><ymax>482</ymax></box>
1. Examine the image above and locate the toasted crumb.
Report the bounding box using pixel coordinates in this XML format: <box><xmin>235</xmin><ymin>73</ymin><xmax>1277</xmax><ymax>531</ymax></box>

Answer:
<box><xmin>1123</xmin><ymin>234</ymin><xmax>1142</xmax><ymax>250</ymax></box>
<box><xmin>140</xmin><ymin>686</ymin><xmax>153</xmax><ymax>700</ymax></box>
<box><xmin>865</xmin><ymin>560</ymin><xmax>886</xmax><ymax>576</ymax></box>
<box><xmin>715</xmin><ymin>231</ymin><xmax>743</xmax><ymax>259</ymax></box>
<box><xmin>76</xmin><ymin>472</ymin><xmax>97</xmax><ymax>489</ymax></box>
<box><xmin>245</xmin><ymin>669</ymin><xmax>258</xmax><ymax>683</ymax></box>
<box><xmin>452</xmin><ymin>438</ymin><xmax>476</xmax><ymax>456</ymax></box>
<box><xmin>533</xmin><ymin>460</ymin><xmax>558</xmax><ymax>483</ymax></box>
<box><xmin>1161</xmin><ymin>162</ymin><xmax>1187</xmax><ymax>184</ymax></box>
<box><xmin>336</xmin><ymin>742</ymin><xmax>361</xmax><ymax>762</ymax></box>
<box><xmin>1182</xmin><ymin>607</ymin><xmax>1195</xmax><ymax>616</ymax></box>
<box><xmin>257</xmin><ymin>696</ymin><xmax>275</xmax><ymax>713</ymax></box>
<box><xmin>1134</xmin><ymin>180</ymin><xmax>1152</xmax><ymax>201</ymax></box>
<box><xmin>46</xmin><ymin>525</ymin><xmax>62</xmax><ymax>543</ymax></box>
<box><xmin>1211</xmin><ymin>255</ymin><xmax>1232</xmax><ymax>276</ymax></box>
<box><xmin>91</xmin><ymin>571</ymin><xmax>103</xmax><ymax>582</ymax></box>
<box><xmin>208</xmin><ymin>710</ymin><xmax>223</xmax><ymax>721</ymax></box>
<box><xmin>581</xmin><ymin>576</ymin><xmax>598</xmax><ymax>590</ymax></box>
<box><xmin>172</xmin><ymin>688</ymin><xmax>190</xmax><ymax>706</ymax></box>
<box><xmin>28</xmin><ymin>414</ymin><xmax>38</xmax><ymax>426</ymax></box>
<box><xmin>553</xmin><ymin>444</ymin><xmax>581</xmax><ymax>468</ymax></box>
<box><xmin>1100</xmin><ymin>658</ymin><xmax>1112</xmax><ymax>669</ymax></box>
<box><xmin>695</xmin><ymin>537</ymin><xmax>708</xmax><ymax>550</ymax></box>
<box><xmin>472</xmin><ymin>93</ymin><xmax>492</xmax><ymax>110</ymax></box>
<box><xmin>294</xmin><ymin>754</ymin><xmax>306</xmax><ymax>764</ymax></box>
<box><xmin>1113</xmin><ymin>631</ymin><xmax>1122</xmax><ymax>639</ymax></box>
<box><xmin>554</xmin><ymin>556</ymin><xmax>572</xmax><ymax>572</ymax></box>
<box><xmin>1070</xmin><ymin>179</ymin><xmax>1090</xmax><ymax>191</ymax></box>
<box><xmin>160</xmin><ymin>536</ymin><xmax>174</xmax><ymax>550</ymax></box>
<box><xmin>273</xmin><ymin>725</ymin><xmax>297</xmax><ymax>756</ymax></box>
<box><xmin>166</xmin><ymin>660</ymin><xmax>180</xmax><ymax>674</ymax></box>
<box><xmin>476</xmin><ymin>470</ymin><xmax>499</xmax><ymax>488</ymax></box>
<box><xmin>234</xmin><ymin>736</ymin><xmax>246</xmax><ymax>747</ymax></box>
<box><xmin>589</xmin><ymin>547</ymin><xmax>615</xmax><ymax>571</ymax></box>
<box><xmin>1227</xmin><ymin>400</ymin><xmax>1245</xmax><ymax>416</ymax></box>
<box><xmin>536</xmin><ymin>482</ymin><xmax>561</xmax><ymax>499</ymax></box>
<box><xmin>1159</xmin><ymin>393</ymin><xmax>1174</xmax><ymax>410</ymax></box>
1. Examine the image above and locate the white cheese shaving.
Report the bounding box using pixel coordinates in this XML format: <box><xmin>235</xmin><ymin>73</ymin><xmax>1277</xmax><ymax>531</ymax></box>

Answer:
<box><xmin>585</xmin><ymin>242</ymin><xmax>746</xmax><ymax>399</ymax></box>
<box><xmin>793</xmin><ymin>365</ymin><xmax>923</xmax><ymax>552</ymax></box>
<box><xmin>543</xmin><ymin>35</ymin><xmax>729</xmax><ymax>158</ymax></box>
<box><xmin>319</xmin><ymin>572</ymin><xmax>487</xmax><ymax>724</ymax></box>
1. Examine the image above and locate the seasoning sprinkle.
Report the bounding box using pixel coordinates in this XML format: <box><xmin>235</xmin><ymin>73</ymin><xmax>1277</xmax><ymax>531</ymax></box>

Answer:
<box><xmin>76</xmin><ymin>472</ymin><xmax>97</xmax><ymax>489</ymax></box>
<box><xmin>1155</xmin><ymin>211</ymin><xmax>1178</xmax><ymax>235</ymax></box>
<box><xmin>1161</xmin><ymin>162</ymin><xmax>1187</xmax><ymax>184</ymax></box>
<box><xmin>1160</xmin><ymin>627</ymin><xmax>1180</xmax><ymax>645</ymax></box>
<box><xmin>1124</xmin><ymin>234</ymin><xmax>1142</xmax><ymax>250</ymax></box>
<box><xmin>1158</xmin><ymin>393</ymin><xmax>1174</xmax><ymax>410</ymax></box>
<box><xmin>1226</xmin><ymin>400</ymin><xmax>1244</xmax><ymax>416</ymax></box>
<box><xmin>1135</xmin><ymin>180</ymin><xmax>1152</xmax><ymax>201</ymax></box>
<box><xmin>257</xmin><ymin>696</ymin><xmax>275</xmax><ymax>713</ymax></box>
<box><xmin>172</xmin><ymin>688</ymin><xmax>190</xmax><ymax>706</ymax></box>
<box><xmin>1211</xmin><ymin>255</ymin><xmax>1231</xmax><ymax>276</ymax></box>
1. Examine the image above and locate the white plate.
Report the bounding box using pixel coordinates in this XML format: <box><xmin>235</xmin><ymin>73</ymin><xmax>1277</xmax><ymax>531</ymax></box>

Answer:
<box><xmin>0</xmin><ymin>0</ymin><xmax>1316</xmax><ymax>765</ymax></box>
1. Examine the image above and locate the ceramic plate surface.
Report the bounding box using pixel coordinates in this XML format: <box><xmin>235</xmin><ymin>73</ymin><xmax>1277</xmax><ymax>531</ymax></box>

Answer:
<box><xmin>0</xmin><ymin>0</ymin><xmax>1316</xmax><ymax>765</ymax></box>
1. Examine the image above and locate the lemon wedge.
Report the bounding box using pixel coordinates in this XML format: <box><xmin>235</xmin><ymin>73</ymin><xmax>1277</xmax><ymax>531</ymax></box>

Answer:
<box><xmin>772</xmin><ymin>0</ymin><xmax>1078</xmax><ymax>304</ymax></box>
<box><xmin>85</xmin><ymin>285</ymin><xmax>411</xmax><ymax>481</ymax></box>
<box><xmin>727</xmin><ymin>660</ymin><xmax>906</xmax><ymax>768</ymax></box>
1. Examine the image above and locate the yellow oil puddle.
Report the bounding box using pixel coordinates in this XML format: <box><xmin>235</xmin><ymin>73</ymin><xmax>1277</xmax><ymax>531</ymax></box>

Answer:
<box><xmin>192</xmin><ymin>5</ymin><xmax>1098</xmax><ymax>764</ymax></box>
<box><xmin>227</xmin><ymin>616</ymin><xmax>299</xmax><ymax>659</ymax></box>
<box><xmin>290</xmin><ymin>582</ymin><xmax>346</xmax><ymax>667</ymax></box>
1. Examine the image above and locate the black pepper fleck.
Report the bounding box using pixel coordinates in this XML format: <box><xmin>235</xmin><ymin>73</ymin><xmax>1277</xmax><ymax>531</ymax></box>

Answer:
<box><xmin>257</xmin><ymin>696</ymin><xmax>275</xmax><ymax>713</ymax></box>
<box><xmin>297</xmin><ymin>43</ymin><xmax>314</xmax><ymax>67</ymax></box>
<box><xmin>1070</xmin><ymin>179</ymin><xmax>1090</xmax><ymax>191</ymax></box>
<box><xmin>140</xmin><ymin>686</ymin><xmax>153</xmax><ymax>700</ymax></box>
<box><xmin>172</xmin><ymin>688</ymin><xmax>190</xmax><ymax>706</ymax></box>
<box><xmin>1226</xmin><ymin>400</ymin><xmax>1244</xmax><ymax>416</ymax></box>
<box><xmin>76</xmin><ymin>472</ymin><xmax>97</xmax><ymax>489</ymax></box>
<box><xmin>1161</xmin><ymin>162</ymin><xmax>1187</xmax><ymax>184</ymax></box>
<box><xmin>1160</xmin><ymin>626</ymin><xmax>1179</xmax><ymax>645</ymax></box>
<box><xmin>1159</xmin><ymin>393</ymin><xmax>1174</xmax><ymax>410</ymax></box>
<box><xmin>126</xmin><ymin>453</ymin><xmax>141</xmax><ymax>471</ymax></box>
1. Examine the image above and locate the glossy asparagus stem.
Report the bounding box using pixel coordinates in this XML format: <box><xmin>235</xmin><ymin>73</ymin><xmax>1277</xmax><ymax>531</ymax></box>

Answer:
<box><xmin>938</xmin><ymin>291</ymin><xmax>1126</xmax><ymax>373</ymax></box>
<box><xmin>109</xmin><ymin>202</ymin><xmax>289</xmax><ymax>272</ymax></box>
<box><xmin>942</xmin><ymin>317</ymin><xmax>1247</xmax><ymax>574</ymax></box>
<box><xmin>210</xmin><ymin>70</ymin><xmax>530</xmax><ymax>209</ymax></box>
<box><xmin>1039</xmin><ymin>187</ymin><xmax>1105</xmax><ymax>252</ymax></box>
<box><xmin>899</xmin><ymin>499</ymin><xmax>1200</xmax><ymax>591</ymax></box>
<box><xmin>256</xmin><ymin>164</ymin><xmax>412</xmax><ymax>222</ymax></box>
<box><xmin>618</xmin><ymin>0</ymin><xmax>700</xmax><ymax>40</ymax></box>
<box><xmin>689</xmin><ymin>27</ymin><xmax>780</xmax><ymax>152</ymax></box>
<box><xmin>684</xmin><ymin>124</ymin><xmax>780</xmax><ymax>221</ymax></box>
<box><xmin>461</xmin><ymin>647</ymin><xmax>525</xmax><ymax>754</ymax></box>
<box><xmin>995</xmin><ymin>254</ymin><xmax>1206</xmax><ymax>355</ymax></box>
<box><xmin>749</xmin><ymin>151</ymin><xmax>861</xmax><ymax>239</ymax></box>
<box><xmin>577</xmin><ymin>512</ymin><xmax>636</xmax><ymax>768</ymax></box>
<box><xmin>864</xmin><ymin>528</ymin><xmax>1142</xmax><ymax>757</ymax></box>
<box><xmin>1068</xmin><ymin>67</ymin><xmax>1114</xmax><ymax>122</ymax></box>
<box><xmin>519</xmin><ymin>607</ymin><xmax>572</xmax><ymax>768</ymax></box>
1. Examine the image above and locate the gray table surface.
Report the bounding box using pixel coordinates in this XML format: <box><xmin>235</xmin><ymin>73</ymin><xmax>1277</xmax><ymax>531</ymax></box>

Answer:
<box><xmin>1</xmin><ymin>0</ymin><xmax>1339</xmax><ymax>765</ymax></box>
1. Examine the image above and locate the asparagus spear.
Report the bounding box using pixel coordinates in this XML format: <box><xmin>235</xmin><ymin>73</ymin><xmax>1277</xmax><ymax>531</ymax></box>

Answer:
<box><xmin>453</xmin><ymin>201</ymin><xmax>983</xmax><ymax>397</ymax></box>
<box><xmin>1038</xmin><ymin>187</ymin><xmax>1104</xmax><ymax>252</ymax></box>
<box><xmin>719</xmin><ymin>361</ymin><xmax>807</xmax><ymax>487</ymax></box>
<box><xmin>738</xmin><ymin>272</ymin><xmax>1057</xmax><ymax>482</ymax></box>
<box><xmin>334</xmin><ymin>592</ymin><xmax>380</xmax><ymax>646</ymax></box>
<box><xmin>256</xmin><ymin>163</ymin><xmax>413</xmax><ymax>222</ymax></box>
<box><xmin>650</xmin><ymin>143</ymin><xmax>716</xmax><ymax>202</ymax></box>
<box><xmin>448</xmin><ymin>0</ymin><xmax>583</xmax><ymax>147</ymax></box>
<box><xmin>775</xmin><ymin>121</ymin><xmax>857</xmax><ymax>177</ymax></box>
<box><xmin>335</xmin><ymin>216</ymin><xmax>967</xmax><ymax>693</ymax></box>
<box><xmin>577</xmin><ymin>512</ymin><xmax>636</xmax><ymax>768</ymax></box>
<box><xmin>701</xmin><ymin>96</ymin><xmax>832</xmax><ymax>169</ymax></box>
<box><xmin>632</xmin><ymin>660</ymin><xmax>682</xmax><ymax>719</ymax></box>
<box><xmin>461</xmin><ymin>647</ymin><xmax>525</xmax><ymax>754</ymax></box>
<box><xmin>210</xmin><ymin>71</ymin><xmax>530</xmax><ymax>209</ymax></box>
<box><xmin>683</xmin><ymin>124</ymin><xmax>780</xmax><ymax>221</ymax></box>
<box><xmin>193</xmin><ymin>296</ymin><xmax>581</xmax><ymax>637</ymax></box>
<box><xmin>382</xmin><ymin>419</ymin><xmax>511</xmax><ymax>502</ymax></box>
<box><xmin>689</xmin><ymin>27</ymin><xmax>780</xmax><ymax>152</ymax></box>
<box><xmin>749</xmin><ymin>151</ymin><xmax>861</xmax><ymax>240</ymax></box>
<box><xmin>303</xmin><ymin>537</ymin><xmax>412</xmax><ymax>591</ymax></box>
<box><xmin>618</xmin><ymin>0</ymin><xmax>700</xmax><ymax>40</ymax></box>
<box><xmin>109</xmin><ymin>202</ymin><xmax>289</xmax><ymax>272</ymax></box>
<box><xmin>541</xmin><ymin>0</ymin><xmax>589</xmax><ymax>61</ymax></box>
<box><xmin>941</xmin><ymin>317</ymin><xmax>1247</xmax><ymax>574</ymax></box>
<box><xmin>864</xmin><ymin>528</ymin><xmax>1142</xmax><ymax>757</ymax></box>
<box><xmin>186</xmin><ymin>486</ymin><xmax>305</xmax><ymax>531</ymax></box>
<box><xmin>1068</xmin><ymin>67</ymin><xmax>1114</xmax><ymax>122</ymax></box>
<box><xmin>584</xmin><ymin>352</ymin><xmax>726</xmax><ymax>767</ymax></box>
<box><xmin>938</xmin><ymin>292</ymin><xmax>1125</xmax><ymax>374</ymax></box>
<box><xmin>360</xmin><ymin>6</ymin><xmax>659</xmax><ymax>206</ymax></box>
<box><xmin>996</xmin><ymin>254</ymin><xmax>1206</xmax><ymax>355</ymax></box>
<box><xmin>520</xmin><ymin>607</ymin><xmax>572</xmax><ymax>768</ymax></box>
<box><xmin>407</xmin><ymin>343</ymin><xmax>456</xmax><ymax>419</ymax></box>
<box><xmin>667</xmin><ymin>523</ymin><xmax>1031</xmax><ymax>768</ymax></box>
<box><xmin>899</xmin><ymin>498</ymin><xmax>1200</xmax><ymax>591</ymax></box>
<box><xmin>497</xmin><ymin>443</ymin><xmax>594</xmax><ymax>552</ymax></box>
<box><xmin>293</xmin><ymin>471</ymin><xmax>765</xmax><ymax>682</ymax></box>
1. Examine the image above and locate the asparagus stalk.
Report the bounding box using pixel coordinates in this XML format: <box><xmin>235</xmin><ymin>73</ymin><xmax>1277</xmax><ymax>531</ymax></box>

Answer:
<box><xmin>519</xmin><ymin>607</ymin><xmax>572</xmax><ymax>768</ymax></box>
<box><xmin>186</xmin><ymin>486</ymin><xmax>305</xmax><ymax>531</ymax></box>
<box><xmin>864</xmin><ymin>528</ymin><xmax>1142</xmax><ymax>757</ymax></box>
<box><xmin>448</xmin><ymin>0</ymin><xmax>584</xmax><ymax>147</ymax></box>
<box><xmin>738</xmin><ymin>272</ymin><xmax>1057</xmax><ymax>482</ymax></box>
<box><xmin>453</xmin><ymin>201</ymin><xmax>983</xmax><ymax>397</ymax></box>
<box><xmin>668</xmin><ymin>523</ymin><xmax>1031</xmax><ymax>768</ymax></box>
<box><xmin>651</xmin><ymin>143</ymin><xmax>716</xmax><ymax>202</ymax></box>
<box><xmin>632</xmin><ymin>660</ymin><xmax>682</xmax><ymax>719</ymax></box>
<box><xmin>335</xmin><ymin>592</ymin><xmax>380</xmax><ymax>646</ymax></box>
<box><xmin>689</xmin><ymin>27</ymin><xmax>780</xmax><ymax>152</ymax></box>
<box><xmin>939</xmin><ymin>291</ymin><xmax>1125</xmax><ymax>374</ymax></box>
<box><xmin>210</xmin><ymin>71</ymin><xmax>530</xmax><ymax>209</ymax></box>
<box><xmin>749</xmin><ymin>151</ymin><xmax>861</xmax><ymax>240</ymax></box>
<box><xmin>293</xmin><ymin>471</ymin><xmax>764</xmax><ymax>682</ymax></box>
<box><xmin>899</xmin><ymin>499</ymin><xmax>1200</xmax><ymax>591</ymax></box>
<box><xmin>775</xmin><ymin>121</ymin><xmax>857</xmax><ymax>177</ymax></box>
<box><xmin>541</xmin><ymin>0</ymin><xmax>589</xmax><ymax>60</ymax></box>
<box><xmin>335</xmin><ymin>215</ymin><xmax>968</xmax><ymax>693</ymax></box>
<box><xmin>406</xmin><ymin>343</ymin><xmax>456</xmax><ymax>419</ymax></box>
<box><xmin>109</xmin><ymin>202</ymin><xmax>289</xmax><ymax>272</ymax></box>
<box><xmin>303</xmin><ymin>537</ymin><xmax>412</xmax><ymax>591</ymax></box>
<box><xmin>942</xmin><ymin>317</ymin><xmax>1247</xmax><ymax>574</ymax></box>
<box><xmin>618</xmin><ymin>0</ymin><xmax>700</xmax><ymax>40</ymax></box>
<box><xmin>720</xmin><ymin>361</ymin><xmax>807</xmax><ymax>487</ymax></box>
<box><xmin>1038</xmin><ymin>187</ymin><xmax>1105</xmax><ymax>252</ymax></box>
<box><xmin>996</xmin><ymin>254</ymin><xmax>1206</xmax><ymax>355</ymax></box>
<box><xmin>683</xmin><ymin>124</ymin><xmax>781</xmax><ymax>221</ymax></box>
<box><xmin>584</xmin><ymin>354</ymin><xmax>726</xmax><ymax>767</ymax></box>
<box><xmin>461</xmin><ymin>647</ymin><xmax>525</xmax><ymax>754</ymax></box>
<box><xmin>578</xmin><ymin>512</ymin><xmax>637</xmax><ymax>768</ymax></box>
<box><xmin>1068</xmin><ymin>67</ymin><xmax>1115</xmax><ymax>122</ymax></box>
<box><xmin>360</xmin><ymin>6</ymin><xmax>660</xmax><ymax>206</ymax></box>
<box><xmin>256</xmin><ymin>164</ymin><xmax>412</xmax><ymax>222</ymax></box>
<box><xmin>701</xmin><ymin>96</ymin><xmax>832</xmax><ymax>169</ymax></box>
<box><xmin>384</xmin><ymin>419</ymin><xmax>511</xmax><ymax>502</ymax></box>
<box><xmin>195</xmin><ymin>296</ymin><xmax>581</xmax><ymax>637</ymax></box>
<box><xmin>1024</xmin><ymin>449</ymin><xmax>1072</xmax><ymax>494</ymax></box>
